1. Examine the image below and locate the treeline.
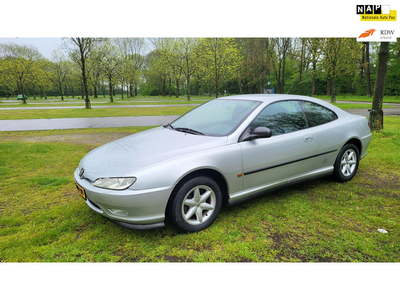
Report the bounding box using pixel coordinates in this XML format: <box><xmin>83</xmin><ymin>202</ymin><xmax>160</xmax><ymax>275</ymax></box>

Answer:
<box><xmin>0</xmin><ymin>38</ymin><xmax>399</xmax><ymax>103</ymax></box>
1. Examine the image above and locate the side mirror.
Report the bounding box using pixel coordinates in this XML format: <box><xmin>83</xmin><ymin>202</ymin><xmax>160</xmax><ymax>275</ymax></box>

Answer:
<box><xmin>240</xmin><ymin>127</ymin><xmax>272</xmax><ymax>142</ymax></box>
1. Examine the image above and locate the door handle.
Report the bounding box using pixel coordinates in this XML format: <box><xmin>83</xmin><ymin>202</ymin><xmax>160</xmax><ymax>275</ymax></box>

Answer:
<box><xmin>304</xmin><ymin>137</ymin><xmax>313</xmax><ymax>142</ymax></box>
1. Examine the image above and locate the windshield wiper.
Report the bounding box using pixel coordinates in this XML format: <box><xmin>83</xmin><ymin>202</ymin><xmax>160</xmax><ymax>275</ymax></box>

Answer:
<box><xmin>174</xmin><ymin>127</ymin><xmax>205</xmax><ymax>135</ymax></box>
<box><xmin>163</xmin><ymin>123</ymin><xmax>175</xmax><ymax>130</ymax></box>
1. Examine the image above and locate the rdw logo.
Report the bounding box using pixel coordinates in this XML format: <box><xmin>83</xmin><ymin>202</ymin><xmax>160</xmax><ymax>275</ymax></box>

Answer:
<box><xmin>358</xmin><ymin>29</ymin><xmax>376</xmax><ymax>38</ymax></box>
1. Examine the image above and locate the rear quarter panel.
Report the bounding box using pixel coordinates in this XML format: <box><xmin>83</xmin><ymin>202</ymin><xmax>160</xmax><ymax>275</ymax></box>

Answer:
<box><xmin>313</xmin><ymin>113</ymin><xmax>371</xmax><ymax>168</ymax></box>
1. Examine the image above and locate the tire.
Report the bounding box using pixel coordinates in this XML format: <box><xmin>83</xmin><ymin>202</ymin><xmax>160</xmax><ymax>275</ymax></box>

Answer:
<box><xmin>167</xmin><ymin>176</ymin><xmax>222</xmax><ymax>232</ymax></box>
<box><xmin>333</xmin><ymin>143</ymin><xmax>360</xmax><ymax>182</ymax></box>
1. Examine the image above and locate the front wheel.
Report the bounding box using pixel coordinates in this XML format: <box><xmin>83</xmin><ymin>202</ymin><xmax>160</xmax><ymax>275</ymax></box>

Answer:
<box><xmin>167</xmin><ymin>176</ymin><xmax>222</xmax><ymax>232</ymax></box>
<box><xmin>333</xmin><ymin>143</ymin><xmax>360</xmax><ymax>182</ymax></box>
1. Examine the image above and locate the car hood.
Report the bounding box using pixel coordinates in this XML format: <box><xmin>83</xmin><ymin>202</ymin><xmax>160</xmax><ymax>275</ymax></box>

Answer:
<box><xmin>79</xmin><ymin>127</ymin><xmax>227</xmax><ymax>179</ymax></box>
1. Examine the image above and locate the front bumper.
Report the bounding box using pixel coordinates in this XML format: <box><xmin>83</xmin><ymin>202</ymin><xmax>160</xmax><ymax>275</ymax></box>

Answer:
<box><xmin>74</xmin><ymin>168</ymin><xmax>173</xmax><ymax>227</ymax></box>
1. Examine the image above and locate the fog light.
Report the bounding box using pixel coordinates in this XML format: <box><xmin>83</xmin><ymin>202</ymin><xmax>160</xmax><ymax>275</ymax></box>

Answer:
<box><xmin>108</xmin><ymin>209</ymin><xmax>129</xmax><ymax>217</ymax></box>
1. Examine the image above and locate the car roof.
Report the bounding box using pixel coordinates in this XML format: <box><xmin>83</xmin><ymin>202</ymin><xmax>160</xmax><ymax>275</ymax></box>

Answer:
<box><xmin>219</xmin><ymin>94</ymin><xmax>317</xmax><ymax>103</ymax></box>
<box><xmin>216</xmin><ymin>94</ymin><xmax>350</xmax><ymax>117</ymax></box>
<box><xmin>217</xmin><ymin>94</ymin><xmax>349</xmax><ymax>117</ymax></box>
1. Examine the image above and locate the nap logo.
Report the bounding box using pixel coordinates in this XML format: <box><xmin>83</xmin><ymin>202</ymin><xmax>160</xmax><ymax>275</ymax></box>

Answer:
<box><xmin>356</xmin><ymin>5</ymin><xmax>392</xmax><ymax>15</ymax></box>
<box><xmin>356</xmin><ymin>4</ymin><xmax>397</xmax><ymax>21</ymax></box>
<box><xmin>357</xmin><ymin>5</ymin><xmax>383</xmax><ymax>14</ymax></box>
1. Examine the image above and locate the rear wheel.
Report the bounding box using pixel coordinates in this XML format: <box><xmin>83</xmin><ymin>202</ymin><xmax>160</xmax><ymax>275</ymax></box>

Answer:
<box><xmin>334</xmin><ymin>143</ymin><xmax>360</xmax><ymax>182</ymax></box>
<box><xmin>167</xmin><ymin>176</ymin><xmax>222</xmax><ymax>232</ymax></box>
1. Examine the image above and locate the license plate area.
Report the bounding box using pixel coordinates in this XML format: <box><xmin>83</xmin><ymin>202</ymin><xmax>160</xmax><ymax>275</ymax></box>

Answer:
<box><xmin>75</xmin><ymin>182</ymin><xmax>87</xmax><ymax>199</ymax></box>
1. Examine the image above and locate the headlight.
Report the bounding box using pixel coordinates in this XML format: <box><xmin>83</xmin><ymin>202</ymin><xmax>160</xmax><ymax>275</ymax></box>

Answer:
<box><xmin>93</xmin><ymin>177</ymin><xmax>136</xmax><ymax>190</ymax></box>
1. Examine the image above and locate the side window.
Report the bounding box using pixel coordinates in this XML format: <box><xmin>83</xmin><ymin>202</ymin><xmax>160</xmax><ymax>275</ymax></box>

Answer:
<box><xmin>249</xmin><ymin>101</ymin><xmax>307</xmax><ymax>136</ymax></box>
<box><xmin>301</xmin><ymin>101</ymin><xmax>338</xmax><ymax>127</ymax></box>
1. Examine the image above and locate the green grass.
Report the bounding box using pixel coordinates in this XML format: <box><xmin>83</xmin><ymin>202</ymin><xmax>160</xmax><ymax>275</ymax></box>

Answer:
<box><xmin>0</xmin><ymin>119</ymin><xmax>399</xmax><ymax>262</ymax></box>
<box><xmin>0</xmin><ymin>106</ymin><xmax>194</xmax><ymax>120</ymax></box>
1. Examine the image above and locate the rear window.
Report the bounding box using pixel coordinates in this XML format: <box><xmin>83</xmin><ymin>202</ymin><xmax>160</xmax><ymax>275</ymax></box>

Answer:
<box><xmin>300</xmin><ymin>101</ymin><xmax>338</xmax><ymax>127</ymax></box>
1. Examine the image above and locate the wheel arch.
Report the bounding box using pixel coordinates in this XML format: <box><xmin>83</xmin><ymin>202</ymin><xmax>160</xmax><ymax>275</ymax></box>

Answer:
<box><xmin>345</xmin><ymin>138</ymin><xmax>362</xmax><ymax>155</ymax></box>
<box><xmin>166</xmin><ymin>168</ymin><xmax>229</xmax><ymax>215</ymax></box>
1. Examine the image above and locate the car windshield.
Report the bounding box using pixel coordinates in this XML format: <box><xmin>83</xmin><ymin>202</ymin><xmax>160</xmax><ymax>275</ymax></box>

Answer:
<box><xmin>170</xmin><ymin>99</ymin><xmax>261</xmax><ymax>136</ymax></box>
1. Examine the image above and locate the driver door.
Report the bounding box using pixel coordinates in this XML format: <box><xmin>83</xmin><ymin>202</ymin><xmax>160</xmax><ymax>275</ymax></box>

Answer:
<box><xmin>240</xmin><ymin>100</ymin><xmax>318</xmax><ymax>190</ymax></box>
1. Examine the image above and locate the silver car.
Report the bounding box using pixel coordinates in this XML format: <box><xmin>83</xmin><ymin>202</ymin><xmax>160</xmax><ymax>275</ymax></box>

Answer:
<box><xmin>74</xmin><ymin>94</ymin><xmax>372</xmax><ymax>232</ymax></box>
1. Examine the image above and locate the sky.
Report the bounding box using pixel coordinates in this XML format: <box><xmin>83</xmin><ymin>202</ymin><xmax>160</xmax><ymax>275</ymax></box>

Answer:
<box><xmin>0</xmin><ymin>37</ymin><xmax>64</xmax><ymax>58</ymax></box>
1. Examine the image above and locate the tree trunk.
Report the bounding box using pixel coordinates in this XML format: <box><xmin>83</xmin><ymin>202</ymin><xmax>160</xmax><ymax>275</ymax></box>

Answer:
<box><xmin>21</xmin><ymin>84</ymin><xmax>27</xmax><ymax>104</ymax></box>
<box><xmin>175</xmin><ymin>79</ymin><xmax>179</xmax><ymax>98</ymax></box>
<box><xmin>330</xmin><ymin>76</ymin><xmax>336</xmax><ymax>103</ymax></box>
<box><xmin>93</xmin><ymin>84</ymin><xmax>98</xmax><ymax>98</ymax></box>
<box><xmin>186</xmin><ymin>76</ymin><xmax>191</xmax><ymax>101</ymax></box>
<box><xmin>327</xmin><ymin>73</ymin><xmax>331</xmax><ymax>96</ymax></box>
<box><xmin>167</xmin><ymin>78</ymin><xmax>171</xmax><ymax>97</ymax></box>
<box><xmin>109</xmin><ymin>80</ymin><xmax>113</xmax><ymax>102</ymax></box>
<box><xmin>311</xmin><ymin>61</ymin><xmax>316</xmax><ymax>95</ymax></box>
<box><xmin>238</xmin><ymin>73</ymin><xmax>243</xmax><ymax>95</ymax></box>
<box><xmin>80</xmin><ymin>55</ymin><xmax>91</xmax><ymax>108</ymax></box>
<box><xmin>299</xmin><ymin>39</ymin><xmax>305</xmax><ymax>82</ymax></box>
<box><xmin>370</xmin><ymin>42</ymin><xmax>389</xmax><ymax>131</ymax></box>
<box><xmin>59</xmin><ymin>84</ymin><xmax>64</xmax><ymax>100</ymax></box>
<box><xmin>365</xmin><ymin>42</ymin><xmax>372</xmax><ymax>97</ymax></box>
<box><xmin>259</xmin><ymin>75</ymin><xmax>264</xmax><ymax>94</ymax></box>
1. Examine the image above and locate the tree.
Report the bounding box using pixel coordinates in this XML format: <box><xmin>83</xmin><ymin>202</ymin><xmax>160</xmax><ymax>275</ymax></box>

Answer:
<box><xmin>116</xmin><ymin>38</ymin><xmax>145</xmax><ymax>97</ymax></box>
<box><xmin>196</xmin><ymin>38</ymin><xmax>242</xmax><ymax>97</ymax></box>
<box><xmin>306</xmin><ymin>38</ymin><xmax>324</xmax><ymax>95</ymax></box>
<box><xmin>264</xmin><ymin>38</ymin><xmax>292</xmax><ymax>94</ymax></box>
<box><xmin>384</xmin><ymin>40</ymin><xmax>400</xmax><ymax>96</ymax></box>
<box><xmin>174</xmin><ymin>38</ymin><xmax>201</xmax><ymax>100</ymax></box>
<box><xmin>42</xmin><ymin>51</ymin><xmax>70</xmax><ymax>100</ymax></box>
<box><xmin>240</xmin><ymin>38</ymin><xmax>271</xmax><ymax>94</ymax></box>
<box><xmin>323</xmin><ymin>39</ymin><xmax>342</xmax><ymax>102</ymax></box>
<box><xmin>144</xmin><ymin>50</ymin><xmax>168</xmax><ymax>96</ymax></box>
<box><xmin>370</xmin><ymin>42</ymin><xmax>390</xmax><ymax>131</ymax></box>
<box><xmin>99</xmin><ymin>41</ymin><xmax>121</xmax><ymax>102</ymax></box>
<box><xmin>65</xmin><ymin>38</ymin><xmax>101</xmax><ymax>109</ymax></box>
<box><xmin>364</xmin><ymin>42</ymin><xmax>373</xmax><ymax>97</ymax></box>
<box><xmin>0</xmin><ymin>43</ymin><xmax>42</xmax><ymax>104</ymax></box>
<box><xmin>323</xmin><ymin>38</ymin><xmax>362</xmax><ymax>102</ymax></box>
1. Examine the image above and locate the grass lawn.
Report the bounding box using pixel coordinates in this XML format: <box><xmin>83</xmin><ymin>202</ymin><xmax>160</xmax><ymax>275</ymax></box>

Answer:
<box><xmin>0</xmin><ymin>118</ymin><xmax>399</xmax><ymax>262</ymax></box>
<box><xmin>0</xmin><ymin>106</ymin><xmax>195</xmax><ymax>120</ymax></box>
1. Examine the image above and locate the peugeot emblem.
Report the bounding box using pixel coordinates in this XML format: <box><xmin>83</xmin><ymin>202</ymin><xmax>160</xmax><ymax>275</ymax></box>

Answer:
<box><xmin>79</xmin><ymin>168</ymin><xmax>85</xmax><ymax>179</ymax></box>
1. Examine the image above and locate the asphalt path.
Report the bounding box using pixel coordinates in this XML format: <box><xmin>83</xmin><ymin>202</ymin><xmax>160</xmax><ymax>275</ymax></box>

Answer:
<box><xmin>0</xmin><ymin>116</ymin><xmax>180</xmax><ymax>131</ymax></box>
<box><xmin>0</xmin><ymin>102</ymin><xmax>399</xmax><ymax>132</ymax></box>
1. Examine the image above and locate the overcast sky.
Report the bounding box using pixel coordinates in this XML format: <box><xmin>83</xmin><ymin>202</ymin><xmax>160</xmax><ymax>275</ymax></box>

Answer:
<box><xmin>0</xmin><ymin>37</ymin><xmax>64</xmax><ymax>58</ymax></box>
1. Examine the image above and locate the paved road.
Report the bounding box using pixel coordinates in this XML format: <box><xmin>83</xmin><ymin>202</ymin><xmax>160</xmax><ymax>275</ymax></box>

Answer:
<box><xmin>346</xmin><ymin>107</ymin><xmax>400</xmax><ymax>117</ymax></box>
<box><xmin>0</xmin><ymin>116</ymin><xmax>179</xmax><ymax>131</ymax></box>
<box><xmin>0</xmin><ymin>102</ymin><xmax>399</xmax><ymax>132</ymax></box>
